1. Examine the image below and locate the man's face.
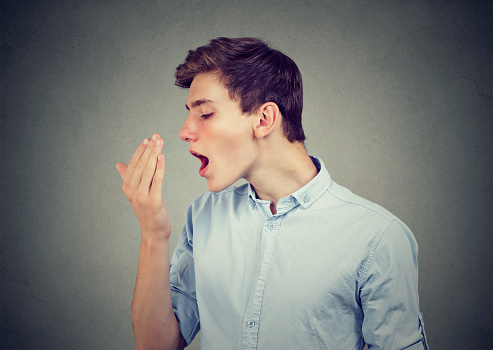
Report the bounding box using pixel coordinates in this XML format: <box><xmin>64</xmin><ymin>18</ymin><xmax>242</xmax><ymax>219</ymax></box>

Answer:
<box><xmin>179</xmin><ymin>73</ymin><xmax>258</xmax><ymax>192</ymax></box>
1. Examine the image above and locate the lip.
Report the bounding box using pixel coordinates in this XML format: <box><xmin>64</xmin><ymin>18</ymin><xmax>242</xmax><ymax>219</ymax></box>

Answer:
<box><xmin>189</xmin><ymin>149</ymin><xmax>209</xmax><ymax>177</ymax></box>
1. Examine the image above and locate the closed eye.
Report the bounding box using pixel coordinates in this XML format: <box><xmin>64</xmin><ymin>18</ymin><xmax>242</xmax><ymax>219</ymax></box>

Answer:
<box><xmin>201</xmin><ymin>113</ymin><xmax>213</xmax><ymax>119</ymax></box>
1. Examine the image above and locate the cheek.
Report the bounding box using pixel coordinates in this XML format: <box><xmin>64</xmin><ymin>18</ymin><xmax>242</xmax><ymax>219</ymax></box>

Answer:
<box><xmin>217</xmin><ymin>130</ymin><xmax>254</xmax><ymax>164</ymax></box>
<box><xmin>220</xmin><ymin>137</ymin><xmax>246</xmax><ymax>159</ymax></box>
<box><xmin>207</xmin><ymin>115</ymin><xmax>254</xmax><ymax>163</ymax></box>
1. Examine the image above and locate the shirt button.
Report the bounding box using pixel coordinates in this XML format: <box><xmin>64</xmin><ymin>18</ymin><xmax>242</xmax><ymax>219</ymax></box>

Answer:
<box><xmin>247</xmin><ymin>320</ymin><xmax>255</xmax><ymax>328</ymax></box>
<box><xmin>268</xmin><ymin>223</ymin><xmax>276</xmax><ymax>230</ymax></box>
<box><xmin>303</xmin><ymin>194</ymin><xmax>311</xmax><ymax>203</ymax></box>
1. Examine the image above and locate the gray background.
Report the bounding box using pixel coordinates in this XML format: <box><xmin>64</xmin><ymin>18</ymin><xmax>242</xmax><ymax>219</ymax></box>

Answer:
<box><xmin>1</xmin><ymin>0</ymin><xmax>492</xmax><ymax>349</ymax></box>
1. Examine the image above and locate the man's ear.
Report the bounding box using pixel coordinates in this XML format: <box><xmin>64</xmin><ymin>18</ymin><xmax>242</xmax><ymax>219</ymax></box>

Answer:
<box><xmin>253</xmin><ymin>102</ymin><xmax>281</xmax><ymax>139</ymax></box>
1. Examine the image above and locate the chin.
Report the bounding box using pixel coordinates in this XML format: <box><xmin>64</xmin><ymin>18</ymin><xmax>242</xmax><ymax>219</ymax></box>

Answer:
<box><xmin>206</xmin><ymin>178</ymin><xmax>236</xmax><ymax>193</ymax></box>
<box><xmin>206</xmin><ymin>182</ymin><xmax>228</xmax><ymax>193</ymax></box>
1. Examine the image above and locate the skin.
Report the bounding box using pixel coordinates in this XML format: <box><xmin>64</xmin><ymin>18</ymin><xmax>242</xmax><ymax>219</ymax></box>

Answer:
<box><xmin>180</xmin><ymin>73</ymin><xmax>318</xmax><ymax>210</ymax></box>
<box><xmin>116</xmin><ymin>135</ymin><xmax>186</xmax><ymax>350</ymax></box>
<box><xmin>116</xmin><ymin>72</ymin><xmax>318</xmax><ymax>349</ymax></box>
<box><xmin>180</xmin><ymin>73</ymin><xmax>258</xmax><ymax>193</ymax></box>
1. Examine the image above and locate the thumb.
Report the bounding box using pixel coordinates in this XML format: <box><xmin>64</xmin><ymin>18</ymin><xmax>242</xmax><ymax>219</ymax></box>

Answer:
<box><xmin>116</xmin><ymin>162</ymin><xmax>128</xmax><ymax>181</ymax></box>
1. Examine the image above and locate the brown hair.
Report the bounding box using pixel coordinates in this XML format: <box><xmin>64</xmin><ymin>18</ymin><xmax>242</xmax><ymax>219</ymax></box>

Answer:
<box><xmin>175</xmin><ymin>37</ymin><xmax>305</xmax><ymax>143</ymax></box>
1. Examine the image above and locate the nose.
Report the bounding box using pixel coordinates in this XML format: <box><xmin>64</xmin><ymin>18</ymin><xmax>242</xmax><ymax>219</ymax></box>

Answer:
<box><xmin>178</xmin><ymin>115</ymin><xmax>197</xmax><ymax>142</ymax></box>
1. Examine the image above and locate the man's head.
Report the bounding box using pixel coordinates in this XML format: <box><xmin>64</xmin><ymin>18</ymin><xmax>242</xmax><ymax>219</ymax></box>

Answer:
<box><xmin>175</xmin><ymin>37</ymin><xmax>305</xmax><ymax>143</ymax></box>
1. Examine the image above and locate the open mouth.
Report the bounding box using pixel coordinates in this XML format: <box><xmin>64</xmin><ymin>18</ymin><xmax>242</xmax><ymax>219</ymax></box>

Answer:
<box><xmin>191</xmin><ymin>151</ymin><xmax>210</xmax><ymax>177</ymax></box>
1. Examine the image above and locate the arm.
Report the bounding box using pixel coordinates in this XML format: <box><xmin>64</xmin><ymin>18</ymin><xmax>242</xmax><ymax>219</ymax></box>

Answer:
<box><xmin>116</xmin><ymin>134</ymin><xmax>186</xmax><ymax>350</ymax></box>
<box><xmin>360</xmin><ymin>220</ymin><xmax>427</xmax><ymax>350</ymax></box>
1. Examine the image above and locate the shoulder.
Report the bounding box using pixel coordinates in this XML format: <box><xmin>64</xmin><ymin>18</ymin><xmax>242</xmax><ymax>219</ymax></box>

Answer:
<box><xmin>324</xmin><ymin>182</ymin><xmax>421</xmax><ymax>286</ymax></box>
<box><xmin>324</xmin><ymin>181</ymin><xmax>420</xmax><ymax>285</ymax></box>
<box><xmin>322</xmin><ymin>179</ymin><xmax>418</xmax><ymax>256</ymax></box>
<box><xmin>309</xmin><ymin>156</ymin><xmax>397</xmax><ymax>228</ymax></box>
<box><xmin>324</xmin><ymin>179</ymin><xmax>398</xmax><ymax>226</ymax></box>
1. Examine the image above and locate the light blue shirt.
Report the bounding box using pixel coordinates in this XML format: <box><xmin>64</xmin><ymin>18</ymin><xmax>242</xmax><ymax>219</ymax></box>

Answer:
<box><xmin>169</xmin><ymin>157</ymin><xmax>428</xmax><ymax>349</ymax></box>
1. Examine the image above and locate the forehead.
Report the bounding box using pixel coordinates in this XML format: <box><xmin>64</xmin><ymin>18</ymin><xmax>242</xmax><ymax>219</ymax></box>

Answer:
<box><xmin>186</xmin><ymin>73</ymin><xmax>232</xmax><ymax>109</ymax></box>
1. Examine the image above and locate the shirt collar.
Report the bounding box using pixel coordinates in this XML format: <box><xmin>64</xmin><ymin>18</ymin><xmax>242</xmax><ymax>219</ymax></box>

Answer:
<box><xmin>291</xmin><ymin>156</ymin><xmax>331</xmax><ymax>209</ymax></box>
<box><xmin>247</xmin><ymin>156</ymin><xmax>331</xmax><ymax>210</ymax></box>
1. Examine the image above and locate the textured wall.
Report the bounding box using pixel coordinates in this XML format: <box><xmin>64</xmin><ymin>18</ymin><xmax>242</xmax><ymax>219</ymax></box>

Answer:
<box><xmin>1</xmin><ymin>0</ymin><xmax>492</xmax><ymax>349</ymax></box>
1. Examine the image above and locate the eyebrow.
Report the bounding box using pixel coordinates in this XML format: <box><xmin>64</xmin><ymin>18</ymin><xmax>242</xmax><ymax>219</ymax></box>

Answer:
<box><xmin>185</xmin><ymin>98</ymin><xmax>215</xmax><ymax>111</ymax></box>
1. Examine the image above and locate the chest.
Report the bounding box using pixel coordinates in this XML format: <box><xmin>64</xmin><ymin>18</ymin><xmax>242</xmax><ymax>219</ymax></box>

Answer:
<box><xmin>192</xmin><ymin>208</ymin><xmax>370</xmax><ymax>311</ymax></box>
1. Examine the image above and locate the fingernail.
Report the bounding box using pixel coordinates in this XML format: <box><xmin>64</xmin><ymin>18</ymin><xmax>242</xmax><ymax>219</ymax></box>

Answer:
<box><xmin>152</xmin><ymin>134</ymin><xmax>157</xmax><ymax>140</ymax></box>
<box><xmin>143</xmin><ymin>138</ymin><xmax>149</xmax><ymax>145</ymax></box>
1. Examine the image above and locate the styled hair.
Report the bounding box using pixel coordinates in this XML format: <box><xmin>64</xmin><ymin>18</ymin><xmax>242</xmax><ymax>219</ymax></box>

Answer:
<box><xmin>175</xmin><ymin>37</ymin><xmax>305</xmax><ymax>143</ymax></box>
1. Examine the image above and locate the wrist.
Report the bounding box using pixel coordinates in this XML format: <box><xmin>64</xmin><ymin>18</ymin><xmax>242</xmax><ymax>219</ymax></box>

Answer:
<box><xmin>140</xmin><ymin>229</ymin><xmax>171</xmax><ymax>246</ymax></box>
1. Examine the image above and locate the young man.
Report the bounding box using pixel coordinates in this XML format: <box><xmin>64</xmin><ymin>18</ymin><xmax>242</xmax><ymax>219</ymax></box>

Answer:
<box><xmin>117</xmin><ymin>37</ymin><xmax>429</xmax><ymax>350</ymax></box>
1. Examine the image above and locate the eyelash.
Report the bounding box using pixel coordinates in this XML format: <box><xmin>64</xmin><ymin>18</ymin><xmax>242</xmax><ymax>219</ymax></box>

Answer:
<box><xmin>201</xmin><ymin>113</ymin><xmax>213</xmax><ymax>119</ymax></box>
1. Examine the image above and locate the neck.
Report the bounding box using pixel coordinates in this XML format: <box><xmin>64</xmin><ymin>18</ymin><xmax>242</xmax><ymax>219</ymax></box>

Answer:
<box><xmin>245</xmin><ymin>140</ymin><xmax>318</xmax><ymax>214</ymax></box>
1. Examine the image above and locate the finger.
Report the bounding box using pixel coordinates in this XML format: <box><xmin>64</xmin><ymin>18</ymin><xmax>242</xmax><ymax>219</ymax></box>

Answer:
<box><xmin>150</xmin><ymin>153</ymin><xmax>165</xmax><ymax>200</ymax></box>
<box><xmin>116</xmin><ymin>162</ymin><xmax>128</xmax><ymax>181</ymax></box>
<box><xmin>123</xmin><ymin>138</ymin><xmax>149</xmax><ymax>187</ymax></box>
<box><xmin>130</xmin><ymin>137</ymin><xmax>159</xmax><ymax>188</ymax></box>
<box><xmin>139</xmin><ymin>138</ymin><xmax>164</xmax><ymax>194</ymax></box>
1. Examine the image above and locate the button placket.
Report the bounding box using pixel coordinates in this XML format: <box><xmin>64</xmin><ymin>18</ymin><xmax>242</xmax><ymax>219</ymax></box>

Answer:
<box><xmin>242</xmin><ymin>217</ymin><xmax>282</xmax><ymax>349</ymax></box>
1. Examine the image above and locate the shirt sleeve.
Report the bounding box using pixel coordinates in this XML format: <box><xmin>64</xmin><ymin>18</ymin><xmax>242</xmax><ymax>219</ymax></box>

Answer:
<box><xmin>169</xmin><ymin>206</ymin><xmax>200</xmax><ymax>346</ymax></box>
<box><xmin>359</xmin><ymin>220</ymin><xmax>429</xmax><ymax>349</ymax></box>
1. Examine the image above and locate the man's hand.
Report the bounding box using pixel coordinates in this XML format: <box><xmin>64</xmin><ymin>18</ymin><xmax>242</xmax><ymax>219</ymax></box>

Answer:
<box><xmin>117</xmin><ymin>134</ymin><xmax>185</xmax><ymax>350</ymax></box>
<box><xmin>116</xmin><ymin>133</ymin><xmax>171</xmax><ymax>240</ymax></box>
